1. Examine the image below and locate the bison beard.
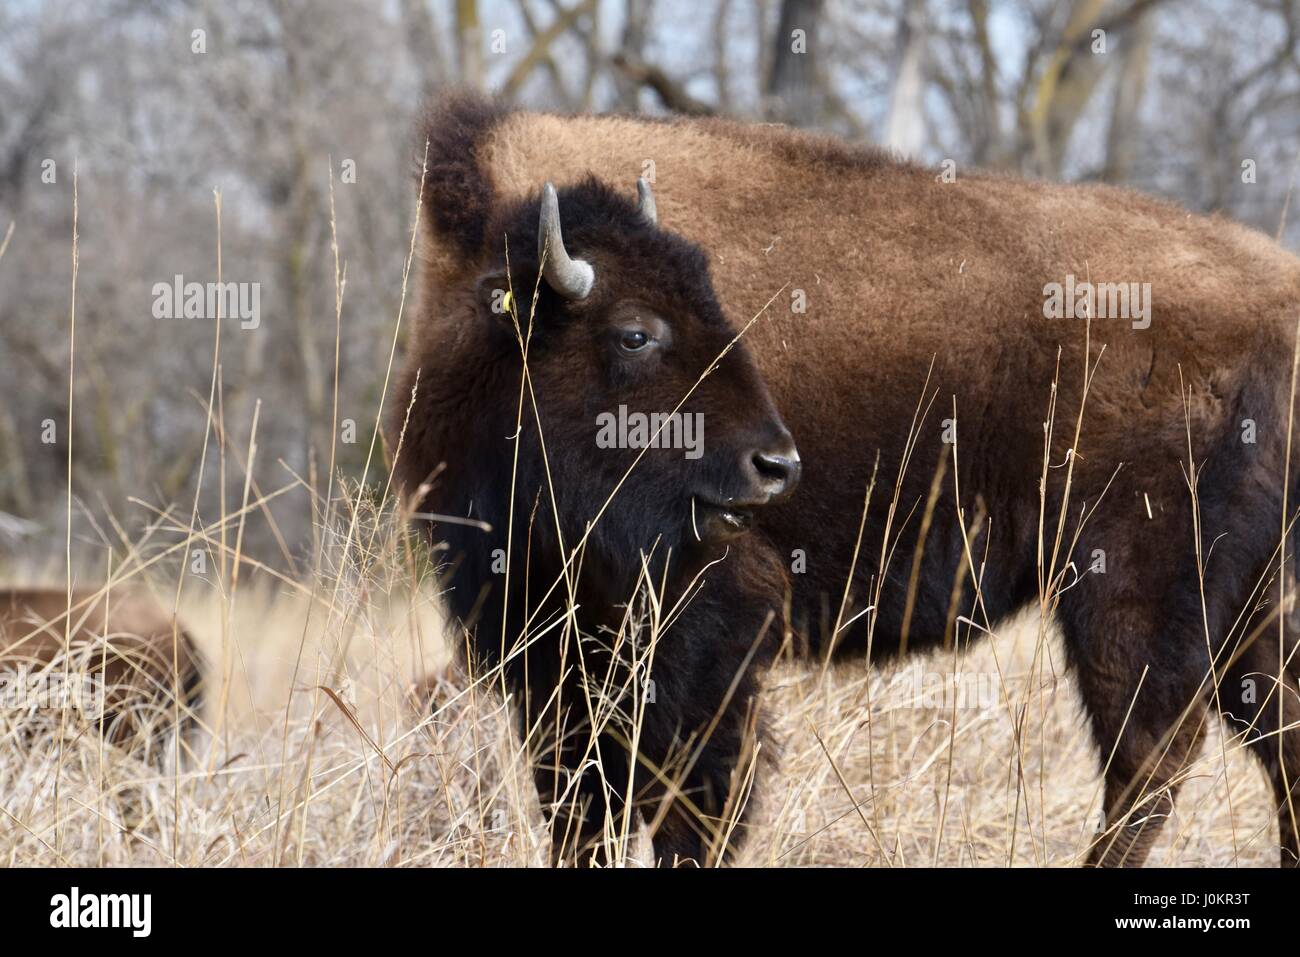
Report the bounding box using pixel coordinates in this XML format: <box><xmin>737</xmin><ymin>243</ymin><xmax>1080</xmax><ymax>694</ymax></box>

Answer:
<box><xmin>395</xmin><ymin>93</ymin><xmax>1300</xmax><ymax>867</ymax></box>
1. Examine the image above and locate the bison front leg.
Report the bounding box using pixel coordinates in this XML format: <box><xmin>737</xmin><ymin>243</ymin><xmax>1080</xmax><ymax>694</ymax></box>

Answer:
<box><xmin>526</xmin><ymin>680</ymin><xmax>631</xmax><ymax>867</ymax></box>
<box><xmin>637</xmin><ymin>690</ymin><xmax>767</xmax><ymax>867</ymax></box>
<box><xmin>532</xmin><ymin>550</ymin><xmax>783</xmax><ymax>866</ymax></box>
<box><xmin>628</xmin><ymin>552</ymin><xmax>785</xmax><ymax>866</ymax></box>
<box><xmin>536</xmin><ymin>738</ymin><xmax>631</xmax><ymax>867</ymax></box>
<box><xmin>1062</xmin><ymin>599</ymin><xmax>1211</xmax><ymax>868</ymax></box>
<box><xmin>632</xmin><ymin>600</ymin><xmax>777</xmax><ymax>867</ymax></box>
<box><xmin>534</xmin><ymin>644</ymin><xmax>768</xmax><ymax>867</ymax></box>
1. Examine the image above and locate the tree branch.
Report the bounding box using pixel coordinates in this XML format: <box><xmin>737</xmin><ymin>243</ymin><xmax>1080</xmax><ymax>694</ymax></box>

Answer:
<box><xmin>608</xmin><ymin>52</ymin><xmax>716</xmax><ymax>115</ymax></box>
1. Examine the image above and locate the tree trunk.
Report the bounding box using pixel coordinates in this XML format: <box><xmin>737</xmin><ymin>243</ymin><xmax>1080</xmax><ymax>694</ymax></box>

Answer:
<box><xmin>884</xmin><ymin>0</ymin><xmax>928</xmax><ymax>157</ymax></box>
<box><xmin>968</xmin><ymin>0</ymin><xmax>1003</xmax><ymax>165</ymax></box>
<box><xmin>1102</xmin><ymin>9</ymin><xmax>1153</xmax><ymax>183</ymax></box>
<box><xmin>400</xmin><ymin>0</ymin><xmax>447</xmax><ymax>97</ymax></box>
<box><xmin>456</xmin><ymin>0</ymin><xmax>483</xmax><ymax>89</ymax></box>
<box><xmin>1025</xmin><ymin>0</ymin><xmax>1109</xmax><ymax>178</ymax></box>
<box><xmin>766</xmin><ymin>0</ymin><xmax>825</xmax><ymax>126</ymax></box>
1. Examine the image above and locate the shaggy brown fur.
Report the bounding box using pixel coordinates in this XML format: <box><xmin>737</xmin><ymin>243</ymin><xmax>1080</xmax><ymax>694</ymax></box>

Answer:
<box><xmin>397</xmin><ymin>92</ymin><xmax>1300</xmax><ymax>867</ymax></box>
<box><xmin>0</xmin><ymin>588</ymin><xmax>202</xmax><ymax>753</ymax></box>
<box><xmin>396</xmin><ymin>94</ymin><xmax>802</xmax><ymax>866</ymax></box>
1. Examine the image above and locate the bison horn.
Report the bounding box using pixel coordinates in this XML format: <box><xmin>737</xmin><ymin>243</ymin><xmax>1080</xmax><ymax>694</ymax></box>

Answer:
<box><xmin>538</xmin><ymin>182</ymin><xmax>594</xmax><ymax>300</ymax></box>
<box><xmin>635</xmin><ymin>177</ymin><xmax>657</xmax><ymax>226</ymax></box>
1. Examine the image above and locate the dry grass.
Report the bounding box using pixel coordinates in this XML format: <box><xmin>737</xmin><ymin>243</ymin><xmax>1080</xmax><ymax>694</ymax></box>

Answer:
<box><xmin>0</xmin><ymin>546</ymin><xmax>1280</xmax><ymax>866</ymax></box>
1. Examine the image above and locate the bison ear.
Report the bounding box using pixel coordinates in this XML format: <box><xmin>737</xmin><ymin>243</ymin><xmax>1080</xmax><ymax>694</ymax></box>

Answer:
<box><xmin>474</xmin><ymin>270</ymin><xmax>516</xmax><ymax>323</ymax></box>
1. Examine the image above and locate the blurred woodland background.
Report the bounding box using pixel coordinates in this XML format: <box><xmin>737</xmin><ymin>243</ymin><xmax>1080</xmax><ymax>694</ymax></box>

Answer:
<box><xmin>2</xmin><ymin>0</ymin><xmax>1298</xmax><ymax>569</ymax></box>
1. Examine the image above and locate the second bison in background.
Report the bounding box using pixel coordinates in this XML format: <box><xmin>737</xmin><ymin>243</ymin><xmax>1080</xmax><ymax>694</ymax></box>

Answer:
<box><xmin>394</xmin><ymin>93</ymin><xmax>1300</xmax><ymax>867</ymax></box>
<box><xmin>0</xmin><ymin>588</ymin><xmax>202</xmax><ymax>755</ymax></box>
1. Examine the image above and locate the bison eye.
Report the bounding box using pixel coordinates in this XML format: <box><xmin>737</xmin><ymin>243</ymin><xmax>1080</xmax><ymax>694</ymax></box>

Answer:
<box><xmin>618</xmin><ymin>329</ymin><xmax>651</xmax><ymax>354</ymax></box>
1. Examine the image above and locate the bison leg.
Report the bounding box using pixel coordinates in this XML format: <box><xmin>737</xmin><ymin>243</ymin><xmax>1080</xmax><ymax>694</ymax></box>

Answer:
<box><xmin>633</xmin><ymin>598</ymin><xmax>775</xmax><ymax>869</ymax></box>
<box><xmin>1220</xmin><ymin>599</ymin><xmax>1300</xmax><ymax>867</ymax></box>
<box><xmin>1058</xmin><ymin>590</ymin><xmax>1210</xmax><ymax>867</ymax></box>
<box><xmin>1086</xmin><ymin>709</ymin><xmax>1207</xmax><ymax>867</ymax></box>
<box><xmin>532</xmin><ymin>660</ymin><xmax>766</xmax><ymax>867</ymax></box>
<box><xmin>534</xmin><ymin>662</ymin><xmax>766</xmax><ymax>867</ymax></box>
<box><xmin>636</xmin><ymin>688</ymin><xmax>765</xmax><ymax>867</ymax></box>
<box><xmin>533</xmin><ymin>692</ymin><xmax>762</xmax><ymax>867</ymax></box>
<box><xmin>528</xmin><ymin>551</ymin><xmax>782</xmax><ymax>867</ymax></box>
<box><xmin>631</xmin><ymin>560</ymin><xmax>783</xmax><ymax>866</ymax></box>
<box><xmin>528</xmin><ymin>695</ymin><xmax>630</xmax><ymax>867</ymax></box>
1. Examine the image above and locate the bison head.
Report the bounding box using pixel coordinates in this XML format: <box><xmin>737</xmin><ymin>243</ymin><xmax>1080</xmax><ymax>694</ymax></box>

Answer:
<box><xmin>472</xmin><ymin>176</ymin><xmax>799</xmax><ymax>576</ymax></box>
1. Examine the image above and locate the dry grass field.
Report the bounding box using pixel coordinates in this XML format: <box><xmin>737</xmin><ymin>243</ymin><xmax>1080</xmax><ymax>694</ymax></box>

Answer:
<box><xmin>0</xmin><ymin>514</ymin><xmax>1279</xmax><ymax>867</ymax></box>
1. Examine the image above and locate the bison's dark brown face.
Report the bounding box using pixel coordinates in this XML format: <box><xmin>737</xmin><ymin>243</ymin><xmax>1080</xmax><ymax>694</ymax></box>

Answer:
<box><xmin>477</xmin><ymin>177</ymin><xmax>799</xmax><ymax>571</ymax></box>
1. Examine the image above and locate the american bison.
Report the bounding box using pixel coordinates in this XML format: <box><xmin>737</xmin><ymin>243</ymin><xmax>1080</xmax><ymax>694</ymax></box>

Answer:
<box><xmin>394</xmin><ymin>92</ymin><xmax>1300</xmax><ymax>867</ymax></box>
<box><xmin>0</xmin><ymin>587</ymin><xmax>202</xmax><ymax>752</ymax></box>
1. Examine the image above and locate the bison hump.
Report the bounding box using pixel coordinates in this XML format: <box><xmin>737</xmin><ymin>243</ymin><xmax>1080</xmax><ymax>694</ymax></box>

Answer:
<box><xmin>417</xmin><ymin>91</ymin><xmax>512</xmax><ymax>260</ymax></box>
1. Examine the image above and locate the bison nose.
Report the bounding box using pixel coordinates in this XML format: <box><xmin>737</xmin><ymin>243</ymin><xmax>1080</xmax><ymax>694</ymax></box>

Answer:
<box><xmin>748</xmin><ymin>440</ymin><xmax>801</xmax><ymax>503</ymax></box>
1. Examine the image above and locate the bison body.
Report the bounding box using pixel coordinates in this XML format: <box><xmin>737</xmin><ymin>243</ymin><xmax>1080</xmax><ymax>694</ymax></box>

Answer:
<box><xmin>397</xmin><ymin>94</ymin><xmax>1300</xmax><ymax>866</ymax></box>
<box><xmin>0</xmin><ymin>588</ymin><xmax>202</xmax><ymax>753</ymax></box>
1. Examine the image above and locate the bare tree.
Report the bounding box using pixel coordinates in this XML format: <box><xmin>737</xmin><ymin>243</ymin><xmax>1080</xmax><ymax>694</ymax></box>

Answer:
<box><xmin>400</xmin><ymin>0</ymin><xmax>449</xmax><ymax>98</ymax></box>
<box><xmin>766</xmin><ymin>0</ymin><xmax>825</xmax><ymax>125</ymax></box>
<box><xmin>1102</xmin><ymin>7</ymin><xmax>1153</xmax><ymax>183</ymax></box>
<box><xmin>884</xmin><ymin>0</ymin><xmax>928</xmax><ymax>157</ymax></box>
<box><xmin>456</xmin><ymin>0</ymin><xmax>484</xmax><ymax>89</ymax></box>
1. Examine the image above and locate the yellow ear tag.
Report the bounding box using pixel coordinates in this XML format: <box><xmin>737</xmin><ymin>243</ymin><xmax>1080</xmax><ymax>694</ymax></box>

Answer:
<box><xmin>501</xmin><ymin>290</ymin><xmax>514</xmax><ymax>315</ymax></box>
